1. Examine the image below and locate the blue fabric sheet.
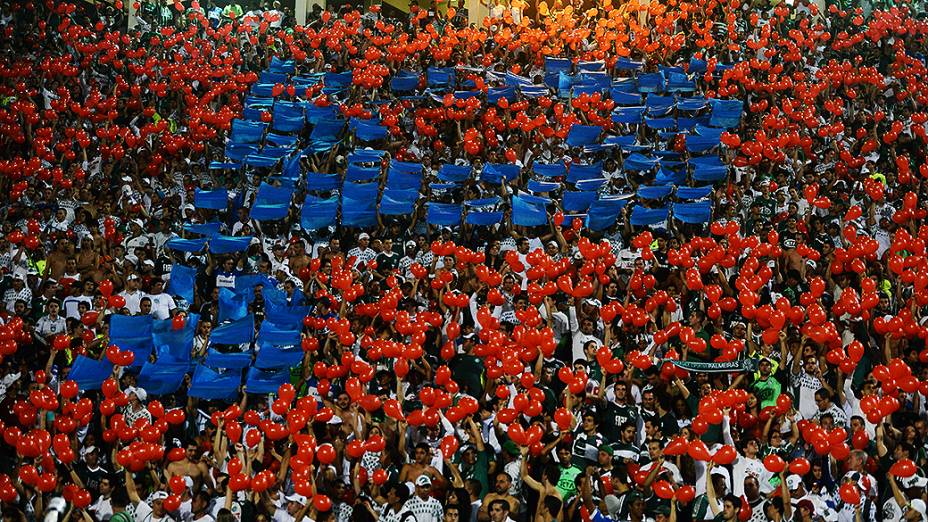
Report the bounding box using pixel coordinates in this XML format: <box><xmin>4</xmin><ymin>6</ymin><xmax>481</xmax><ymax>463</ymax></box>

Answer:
<box><xmin>189</xmin><ymin>365</ymin><xmax>242</xmax><ymax>401</ymax></box>
<box><xmin>166</xmin><ymin>237</ymin><xmax>208</xmax><ymax>253</ymax></box>
<box><xmin>630</xmin><ymin>206</ymin><xmax>670</xmax><ymax>226</ymax></box>
<box><xmin>708</xmin><ymin>99</ymin><xmax>744</xmax><ymax>129</ymax></box>
<box><xmin>68</xmin><ymin>356</ymin><xmax>114</xmax><ymax>390</ymax></box>
<box><xmin>209</xmin><ymin>235</ymin><xmax>254</xmax><ymax>254</ymax></box>
<box><xmin>245</xmin><ymin>367</ymin><xmax>290</xmax><ymax>394</ymax></box>
<box><xmin>257</xmin><ymin>321</ymin><xmax>301</xmax><ymax>347</ymax></box>
<box><xmin>673</xmin><ymin>201</ymin><xmax>712</xmax><ymax>223</ymax></box>
<box><xmin>194</xmin><ymin>189</ymin><xmax>228</xmax><ymax>210</ymax></box>
<box><xmin>466</xmin><ymin>211</ymin><xmax>503</xmax><ymax>225</ymax></box>
<box><xmin>137</xmin><ymin>360</ymin><xmax>190</xmax><ymax>396</ymax></box>
<box><xmin>152</xmin><ymin>313</ymin><xmax>199</xmax><ymax>362</ymax></box>
<box><xmin>166</xmin><ymin>264</ymin><xmax>197</xmax><ymax>304</ymax></box>
<box><xmin>637</xmin><ymin>185</ymin><xmax>674</xmax><ymax>200</ymax></box>
<box><xmin>219</xmin><ymin>288</ymin><xmax>249</xmax><ymax>322</ymax></box>
<box><xmin>205</xmin><ymin>349</ymin><xmax>253</xmax><ymax>370</ymax></box>
<box><xmin>254</xmin><ymin>345</ymin><xmax>303</xmax><ymax>369</ymax></box>
<box><xmin>676</xmin><ymin>186</ymin><xmax>713</xmax><ymax>200</ymax></box>
<box><xmin>565</xmin><ymin>125</ymin><xmax>601</xmax><ymax>147</ymax></box>
<box><xmin>512</xmin><ymin>194</ymin><xmax>548</xmax><ymax>226</ymax></box>
<box><xmin>209</xmin><ymin>315</ymin><xmax>254</xmax><ymax>345</ymax></box>
<box><xmin>563</xmin><ymin>191</ymin><xmax>597</xmax><ymax>212</ymax></box>
<box><xmin>586</xmin><ymin>198</ymin><xmax>630</xmax><ymax>231</ymax></box>
<box><xmin>481</xmin><ymin>163</ymin><xmax>520</xmax><ymax>184</ymax></box>
<box><xmin>110</xmin><ymin>315</ymin><xmax>154</xmax><ymax>353</ymax></box>
<box><xmin>301</xmin><ymin>196</ymin><xmax>338</xmax><ymax>230</ymax></box>
<box><xmin>426</xmin><ymin>203</ymin><xmax>462</xmax><ymax>226</ymax></box>
<box><xmin>437</xmin><ymin>164</ymin><xmax>472</xmax><ymax>182</ymax></box>
<box><xmin>380</xmin><ymin>188</ymin><xmax>419</xmax><ymax>215</ymax></box>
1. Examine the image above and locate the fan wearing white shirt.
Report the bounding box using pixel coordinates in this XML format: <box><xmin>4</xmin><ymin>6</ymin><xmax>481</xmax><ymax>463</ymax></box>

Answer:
<box><xmin>146</xmin><ymin>279</ymin><xmax>177</xmax><ymax>320</ymax></box>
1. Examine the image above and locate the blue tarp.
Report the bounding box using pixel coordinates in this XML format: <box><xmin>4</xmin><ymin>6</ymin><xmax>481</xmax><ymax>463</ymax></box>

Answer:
<box><xmin>676</xmin><ymin>186</ymin><xmax>713</xmax><ymax>200</ymax></box>
<box><xmin>466</xmin><ymin>211</ymin><xmax>503</xmax><ymax>225</ymax></box>
<box><xmin>354</xmin><ymin>120</ymin><xmax>389</xmax><ymax>142</ymax></box>
<box><xmin>209</xmin><ymin>235</ymin><xmax>254</xmax><ymax>254</ymax></box>
<box><xmin>254</xmin><ymin>345</ymin><xmax>303</xmax><ymax>369</ymax></box>
<box><xmin>565</xmin><ymin>125</ymin><xmax>601</xmax><ymax>147</ymax></box>
<box><xmin>630</xmin><ymin>206</ymin><xmax>670</xmax><ymax>226</ymax></box>
<box><xmin>166</xmin><ymin>264</ymin><xmax>197</xmax><ymax>304</ymax></box>
<box><xmin>426</xmin><ymin>203</ymin><xmax>462</xmax><ymax>226</ymax></box>
<box><xmin>301</xmin><ymin>196</ymin><xmax>338</xmax><ymax>230</ymax></box>
<box><xmin>637</xmin><ymin>185</ymin><xmax>674</xmax><ymax>200</ymax></box>
<box><xmin>166</xmin><ymin>237</ymin><xmax>208</xmax><ymax>253</ymax></box>
<box><xmin>306</xmin><ymin>173</ymin><xmax>341</xmax><ymax>192</ymax></box>
<box><xmin>380</xmin><ymin>188</ymin><xmax>419</xmax><ymax>215</ymax></box>
<box><xmin>563</xmin><ymin>191</ymin><xmax>597</xmax><ymax>212</ymax></box>
<box><xmin>346</xmin><ymin>165</ymin><xmax>380</xmax><ymax>182</ymax></box>
<box><xmin>624</xmin><ymin>153</ymin><xmax>659</xmax><ymax>172</ymax></box>
<box><xmin>567</xmin><ymin>162</ymin><xmax>603</xmax><ymax>184</ymax></box>
<box><xmin>137</xmin><ymin>360</ymin><xmax>190</xmax><ymax>396</ymax></box>
<box><xmin>152</xmin><ymin>313</ymin><xmax>199</xmax><ymax>362</ymax></box>
<box><xmin>205</xmin><ymin>349</ymin><xmax>253</xmax><ymax>370</ymax></box>
<box><xmin>219</xmin><ymin>288</ymin><xmax>249</xmax><ymax>322</ymax></box>
<box><xmin>110</xmin><ymin>315</ymin><xmax>154</xmax><ymax>353</ymax></box>
<box><xmin>708</xmin><ymin>99</ymin><xmax>743</xmax><ymax>129</ymax></box>
<box><xmin>194</xmin><ymin>189</ymin><xmax>228</xmax><ymax>210</ymax></box>
<box><xmin>532</xmin><ymin>163</ymin><xmax>567</xmax><ymax>178</ymax></box>
<box><xmin>184</xmin><ymin>223</ymin><xmax>222</xmax><ymax>237</ymax></box>
<box><xmin>68</xmin><ymin>356</ymin><xmax>114</xmax><ymax>391</ymax></box>
<box><xmin>189</xmin><ymin>365</ymin><xmax>242</xmax><ymax>401</ymax></box>
<box><xmin>586</xmin><ymin>198</ymin><xmax>630</xmax><ymax>231</ymax></box>
<box><xmin>210</xmin><ymin>315</ymin><xmax>255</xmax><ymax>345</ymax></box>
<box><xmin>512</xmin><ymin>194</ymin><xmax>548</xmax><ymax>227</ymax></box>
<box><xmin>437</xmin><ymin>164</ymin><xmax>472</xmax><ymax>182</ymax></box>
<box><xmin>256</xmin><ymin>321</ymin><xmax>301</xmax><ymax>347</ymax></box>
<box><xmin>674</xmin><ymin>201</ymin><xmax>712</xmax><ymax>223</ymax></box>
<box><xmin>245</xmin><ymin>367</ymin><xmax>290</xmax><ymax>394</ymax></box>
<box><xmin>481</xmin><ymin>163</ymin><xmax>520</xmax><ymax>184</ymax></box>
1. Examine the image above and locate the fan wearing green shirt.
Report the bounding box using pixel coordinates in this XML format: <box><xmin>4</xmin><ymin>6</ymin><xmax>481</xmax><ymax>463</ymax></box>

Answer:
<box><xmin>750</xmin><ymin>358</ymin><xmax>782</xmax><ymax>409</ymax></box>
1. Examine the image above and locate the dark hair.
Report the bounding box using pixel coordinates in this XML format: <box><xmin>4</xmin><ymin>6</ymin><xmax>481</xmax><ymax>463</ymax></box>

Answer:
<box><xmin>815</xmin><ymin>388</ymin><xmax>832</xmax><ymax>402</ymax></box>
<box><xmin>543</xmin><ymin>496</ymin><xmax>562</xmax><ymax>516</ymax></box>
<box><xmin>723</xmin><ymin>494</ymin><xmax>742</xmax><ymax>510</ymax></box>
<box><xmin>488</xmin><ymin>499</ymin><xmax>510</xmax><ymax>513</ymax></box>
<box><xmin>110</xmin><ymin>487</ymin><xmax>130</xmax><ymax>509</ymax></box>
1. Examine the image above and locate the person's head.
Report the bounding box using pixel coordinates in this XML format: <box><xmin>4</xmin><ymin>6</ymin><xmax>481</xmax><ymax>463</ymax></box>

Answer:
<box><xmin>581</xmin><ymin>412</ymin><xmax>598</xmax><ymax>434</ymax></box>
<box><xmin>620</xmin><ymin>421</ymin><xmax>636</xmax><ymax>443</ymax></box>
<box><xmin>743</xmin><ymin>475</ymin><xmax>760</xmax><ymax>501</ymax></box>
<box><xmin>110</xmin><ymin>487</ymin><xmax>130</xmax><ymax>511</ymax></box>
<box><xmin>721</xmin><ymin>494</ymin><xmax>742</xmax><ymax>521</ymax></box>
<box><xmin>415</xmin><ymin>474</ymin><xmax>433</xmax><ymax>499</ymax></box>
<box><xmin>216</xmin><ymin>508</ymin><xmax>236</xmax><ymax>522</ymax></box>
<box><xmin>797</xmin><ymin>499</ymin><xmax>815</xmax><ymax>520</ymax></box>
<box><xmin>98</xmin><ymin>475</ymin><xmax>114</xmax><ymax>496</ymax></box>
<box><xmin>192</xmin><ymin>491</ymin><xmax>211</xmax><ymax>515</ymax></box>
<box><xmin>494</xmin><ymin>472</ymin><xmax>512</xmax><ymax>494</ymax></box>
<box><xmin>285</xmin><ymin>494</ymin><xmax>308</xmax><ymax>516</ymax></box>
<box><xmin>488</xmin><ymin>499</ymin><xmax>510</xmax><ymax>522</ymax></box>
<box><xmin>444</xmin><ymin>505</ymin><xmax>461</xmax><ymax>522</ymax></box>
<box><xmin>139</xmin><ymin>296</ymin><xmax>152</xmax><ymax>315</ymax></box>
<box><xmin>765</xmin><ymin>497</ymin><xmax>785</xmax><ymax>520</ymax></box>
<box><xmin>386</xmin><ymin>482</ymin><xmax>409</xmax><ymax>506</ymax></box>
<box><xmin>814</xmin><ymin>388</ymin><xmax>832</xmax><ymax>411</ymax></box>
<box><xmin>848</xmin><ymin>449</ymin><xmax>867</xmax><ymax>471</ymax></box>
<box><xmin>150</xmin><ymin>492</ymin><xmax>169</xmax><ymax>516</ymax></box>
<box><xmin>414</xmin><ymin>443</ymin><xmax>431</xmax><ymax>464</ymax></box>
<box><xmin>185</xmin><ymin>441</ymin><xmax>199</xmax><ymax>462</ymax></box>
<box><xmin>598</xmin><ymin>444</ymin><xmax>615</xmax><ymax>466</ymax></box>
<box><xmin>905</xmin><ymin>499</ymin><xmax>927</xmax><ymax>521</ymax></box>
<box><xmin>556</xmin><ymin>443</ymin><xmax>572</xmax><ymax>465</ymax></box>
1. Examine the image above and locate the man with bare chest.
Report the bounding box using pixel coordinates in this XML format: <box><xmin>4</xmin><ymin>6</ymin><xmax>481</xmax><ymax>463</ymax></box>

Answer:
<box><xmin>165</xmin><ymin>442</ymin><xmax>212</xmax><ymax>494</ymax></box>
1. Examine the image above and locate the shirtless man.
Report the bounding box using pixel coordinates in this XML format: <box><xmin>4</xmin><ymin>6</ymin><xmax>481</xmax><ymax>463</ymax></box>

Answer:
<box><xmin>479</xmin><ymin>472</ymin><xmax>521</xmax><ymax>521</ymax></box>
<box><xmin>288</xmin><ymin>240</ymin><xmax>310</xmax><ymax>277</ymax></box>
<box><xmin>399</xmin><ymin>443</ymin><xmax>443</xmax><ymax>485</ymax></box>
<box><xmin>45</xmin><ymin>237</ymin><xmax>73</xmax><ymax>281</ymax></box>
<box><xmin>166</xmin><ymin>441</ymin><xmax>212</xmax><ymax>493</ymax></box>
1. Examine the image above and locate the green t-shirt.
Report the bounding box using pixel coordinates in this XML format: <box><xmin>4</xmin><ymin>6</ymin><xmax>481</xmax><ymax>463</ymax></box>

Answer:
<box><xmin>460</xmin><ymin>448</ymin><xmax>491</xmax><ymax>498</ymax></box>
<box><xmin>751</xmin><ymin>376</ymin><xmax>782</xmax><ymax>409</ymax></box>
<box><xmin>556</xmin><ymin>464</ymin><xmax>581</xmax><ymax>499</ymax></box>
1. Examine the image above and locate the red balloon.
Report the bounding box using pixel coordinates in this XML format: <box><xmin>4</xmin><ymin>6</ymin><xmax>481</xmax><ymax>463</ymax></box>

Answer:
<box><xmin>839</xmin><ymin>482</ymin><xmax>860</xmax><ymax>505</ymax></box>
<box><xmin>763</xmin><ymin>454</ymin><xmax>785</xmax><ymax>473</ymax></box>
<box><xmin>317</xmin><ymin>443</ymin><xmax>336</xmax><ymax>464</ymax></box>
<box><xmin>788</xmin><ymin>458</ymin><xmax>810</xmax><ymax>476</ymax></box>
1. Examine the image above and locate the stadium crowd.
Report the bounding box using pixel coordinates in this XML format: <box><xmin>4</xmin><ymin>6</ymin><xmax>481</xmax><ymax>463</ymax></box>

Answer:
<box><xmin>1</xmin><ymin>0</ymin><xmax>928</xmax><ymax>521</ymax></box>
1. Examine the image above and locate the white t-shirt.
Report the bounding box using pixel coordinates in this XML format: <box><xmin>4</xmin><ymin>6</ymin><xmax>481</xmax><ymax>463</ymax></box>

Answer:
<box><xmin>119</xmin><ymin>289</ymin><xmax>144</xmax><ymax>315</ymax></box>
<box><xmin>146</xmin><ymin>292</ymin><xmax>177</xmax><ymax>320</ymax></box>
<box><xmin>131</xmin><ymin>500</ymin><xmax>177</xmax><ymax>522</ymax></box>
<box><xmin>90</xmin><ymin>495</ymin><xmax>113</xmax><ymax>521</ymax></box>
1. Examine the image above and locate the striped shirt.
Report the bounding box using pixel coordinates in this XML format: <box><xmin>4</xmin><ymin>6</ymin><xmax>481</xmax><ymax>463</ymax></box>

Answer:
<box><xmin>402</xmin><ymin>496</ymin><xmax>443</xmax><ymax>522</ymax></box>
